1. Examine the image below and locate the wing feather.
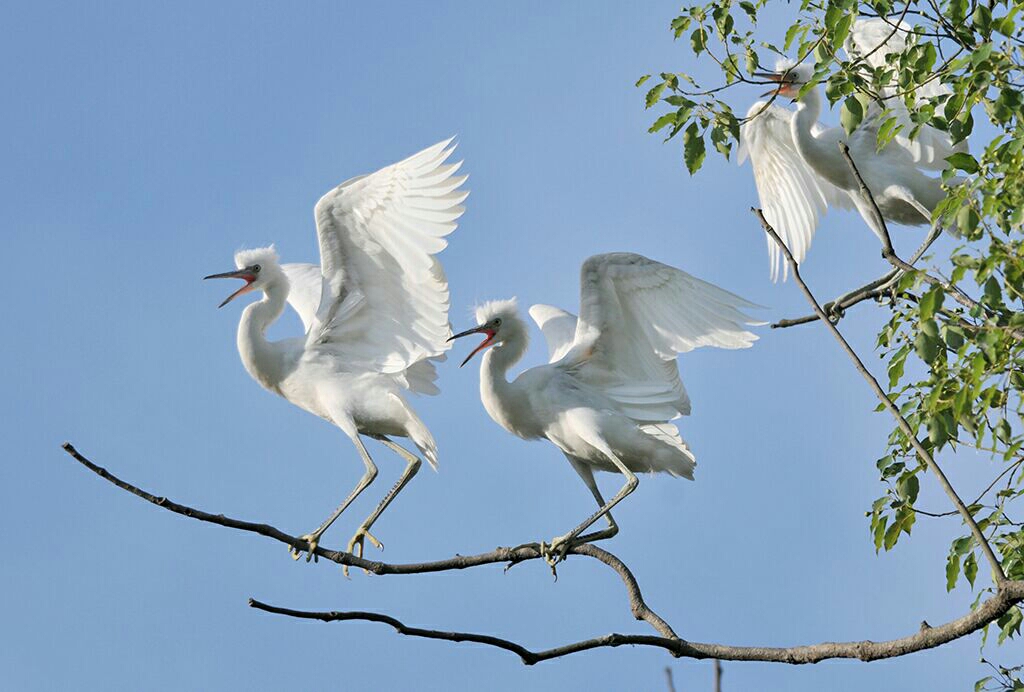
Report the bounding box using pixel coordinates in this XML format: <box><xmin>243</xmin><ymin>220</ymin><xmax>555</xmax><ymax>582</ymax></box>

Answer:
<box><xmin>560</xmin><ymin>253</ymin><xmax>760</xmax><ymax>422</ymax></box>
<box><xmin>844</xmin><ymin>18</ymin><xmax>967</xmax><ymax>169</ymax></box>
<box><xmin>741</xmin><ymin>102</ymin><xmax>852</xmax><ymax>281</ymax></box>
<box><xmin>281</xmin><ymin>263</ymin><xmax>324</xmax><ymax>334</ymax></box>
<box><xmin>528</xmin><ymin>304</ymin><xmax>579</xmax><ymax>363</ymax></box>
<box><xmin>306</xmin><ymin>139</ymin><xmax>468</xmax><ymax>377</ymax></box>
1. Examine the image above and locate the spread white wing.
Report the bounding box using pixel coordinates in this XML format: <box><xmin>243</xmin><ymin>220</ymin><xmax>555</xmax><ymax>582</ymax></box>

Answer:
<box><xmin>305</xmin><ymin>139</ymin><xmax>468</xmax><ymax>375</ymax></box>
<box><xmin>281</xmin><ymin>263</ymin><xmax>323</xmax><ymax>333</ymax></box>
<box><xmin>558</xmin><ymin>253</ymin><xmax>761</xmax><ymax>422</ymax></box>
<box><xmin>281</xmin><ymin>262</ymin><xmax>444</xmax><ymax>394</ymax></box>
<box><xmin>528</xmin><ymin>304</ymin><xmax>578</xmax><ymax>363</ymax></box>
<box><xmin>845</xmin><ymin>18</ymin><xmax>967</xmax><ymax>169</ymax></box>
<box><xmin>739</xmin><ymin>101</ymin><xmax>852</xmax><ymax>281</ymax></box>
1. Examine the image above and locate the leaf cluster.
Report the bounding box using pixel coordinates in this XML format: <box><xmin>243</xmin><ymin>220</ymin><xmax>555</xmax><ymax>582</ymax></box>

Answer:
<box><xmin>642</xmin><ymin>0</ymin><xmax>1024</xmax><ymax>680</ymax></box>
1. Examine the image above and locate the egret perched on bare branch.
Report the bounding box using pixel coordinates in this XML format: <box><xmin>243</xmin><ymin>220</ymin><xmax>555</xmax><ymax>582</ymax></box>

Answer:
<box><xmin>450</xmin><ymin>253</ymin><xmax>759</xmax><ymax>565</ymax></box>
<box><xmin>739</xmin><ymin>19</ymin><xmax>965</xmax><ymax>280</ymax></box>
<box><xmin>205</xmin><ymin>140</ymin><xmax>467</xmax><ymax>572</ymax></box>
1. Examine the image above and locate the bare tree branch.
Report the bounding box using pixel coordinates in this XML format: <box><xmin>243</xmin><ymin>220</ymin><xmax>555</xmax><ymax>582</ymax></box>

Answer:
<box><xmin>248</xmin><ymin>581</ymin><xmax>1024</xmax><ymax>665</ymax></box>
<box><xmin>64</xmin><ymin>440</ymin><xmax>1024</xmax><ymax>665</ymax></box>
<box><xmin>772</xmin><ymin>225</ymin><xmax>943</xmax><ymax>329</ymax></box>
<box><xmin>752</xmin><ymin>208</ymin><xmax>1008</xmax><ymax>584</ymax></box>
<box><xmin>835</xmin><ymin>144</ymin><xmax>1024</xmax><ymax>340</ymax></box>
<box><xmin>59</xmin><ymin>442</ymin><xmax>675</xmax><ymax>638</ymax></box>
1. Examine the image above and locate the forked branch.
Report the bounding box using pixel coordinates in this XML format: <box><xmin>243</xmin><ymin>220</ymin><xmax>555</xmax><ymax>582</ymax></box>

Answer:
<box><xmin>62</xmin><ymin>441</ymin><xmax>1024</xmax><ymax>665</ymax></box>
<box><xmin>835</xmin><ymin>143</ymin><xmax>1024</xmax><ymax>340</ymax></box>
<box><xmin>752</xmin><ymin>208</ymin><xmax>1007</xmax><ymax>583</ymax></box>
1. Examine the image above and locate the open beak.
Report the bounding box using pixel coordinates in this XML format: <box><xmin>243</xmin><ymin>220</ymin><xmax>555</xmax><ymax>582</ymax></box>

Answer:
<box><xmin>753</xmin><ymin>71</ymin><xmax>791</xmax><ymax>98</ymax></box>
<box><xmin>448</xmin><ymin>325</ymin><xmax>497</xmax><ymax>367</ymax></box>
<box><xmin>203</xmin><ymin>268</ymin><xmax>257</xmax><ymax>308</ymax></box>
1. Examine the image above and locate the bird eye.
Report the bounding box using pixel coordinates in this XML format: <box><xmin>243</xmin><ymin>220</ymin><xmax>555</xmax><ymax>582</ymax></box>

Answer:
<box><xmin>493</xmin><ymin>318</ymin><xmax>502</xmax><ymax>327</ymax></box>
<box><xmin>252</xmin><ymin>264</ymin><xmax>261</xmax><ymax>273</ymax></box>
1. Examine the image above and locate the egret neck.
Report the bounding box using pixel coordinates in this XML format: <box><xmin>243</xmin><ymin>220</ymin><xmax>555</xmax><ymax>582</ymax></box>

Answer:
<box><xmin>237</xmin><ymin>277</ymin><xmax>289</xmax><ymax>393</ymax></box>
<box><xmin>478</xmin><ymin>329</ymin><xmax>533</xmax><ymax>439</ymax></box>
<box><xmin>790</xmin><ymin>87</ymin><xmax>853</xmax><ymax>190</ymax></box>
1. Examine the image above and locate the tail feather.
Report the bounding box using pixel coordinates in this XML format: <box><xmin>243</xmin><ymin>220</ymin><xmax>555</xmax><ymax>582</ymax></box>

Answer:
<box><xmin>639</xmin><ymin>423</ymin><xmax>696</xmax><ymax>479</ymax></box>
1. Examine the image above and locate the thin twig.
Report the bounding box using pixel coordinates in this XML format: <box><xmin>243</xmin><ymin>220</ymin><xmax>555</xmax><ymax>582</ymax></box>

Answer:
<box><xmin>912</xmin><ymin>458</ymin><xmax>1024</xmax><ymax>519</ymax></box>
<box><xmin>752</xmin><ymin>209</ymin><xmax>1008</xmax><ymax>584</ymax></box>
<box><xmin>835</xmin><ymin>144</ymin><xmax>1024</xmax><ymax>340</ymax></box>
<box><xmin>772</xmin><ymin>225</ymin><xmax>942</xmax><ymax>329</ymax></box>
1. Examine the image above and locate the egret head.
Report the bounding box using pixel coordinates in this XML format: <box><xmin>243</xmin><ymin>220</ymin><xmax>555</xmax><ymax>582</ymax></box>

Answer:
<box><xmin>448</xmin><ymin>298</ymin><xmax>527</xmax><ymax>367</ymax></box>
<box><xmin>204</xmin><ymin>246</ymin><xmax>284</xmax><ymax>308</ymax></box>
<box><xmin>754</xmin><ymin>59</ymin><xmax>813</xmax><ymax>100</ymax></box>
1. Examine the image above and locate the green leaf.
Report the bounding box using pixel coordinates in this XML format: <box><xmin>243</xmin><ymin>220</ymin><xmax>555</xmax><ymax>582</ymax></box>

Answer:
<box><xmin>690</xmin><ymin>27</ymin><xmax>706</xmax><ymax>55</ymax></box>
<box><xmin>783</xmin><ymin>22</ymin><xmax>803</xmax><ymax>51</ymax></box>
<box><xmin>897</xmin><ymin>474</ymin><xmax>920</xmax><ymax>504</ymax></box>
<box><xmin>888</xmin><ymin>345</ymin><xmax>910</xmax><ymax>389</ymax></box>
<box><xmin>875</xmin><ymin>116</ymin><xmax>902</xmax><ymax>153</ymax></box>
<box><xmin>840</xmin><ymin>96</ymin><xmax>864</xmax><ymax>134</ymax></box>
<box><xmin>710</xmin><ymin>123</ymin><xmax>731</xmax><ymax>158</ymax></box>
<box><xmin>917</xmin><ymin>327</ymin><xmax>937</xmax><ymax>362</ymax></box>
<box><xmin>998</xmin><ymin>606</ymin><xmax>1022</xmax><ymax>644</ymax></box>
<box><xmin>943</xmin><ymin>325</ymin><xmax>965</xmax><ymax>351</ymax></box>
<box><xmin>832</xmin><ymin>13</ymin><xmax>853</xmax><ymax>49</ymax></box>
<box><xmin>664</xmin><ymin>95</ymin><xmax>695</xmax><ymax>108</ymax></box>
<box><xmin>883</xmin><ymin>517</ymin><xmax>902</xmax><ymax>550</ymax></box>
<box><xmin>946</xmin><ymin>152</ymin><xmax>980</xmax><ymax>174</ymax></box>
<box><xmin>964</xmin><ymin>552</ymin><xmax>978</xmax><ymax>587</ymax></box>
<box><xmin>635</xmin><ymin>75</ymin><xmax>651</xmax><ymax>88</ymax></box>
<box><xmin>983</xmin><ymin>276</ymin><xmax>1002</xmax><ymax>304</ymax></box>
<box><xmin>946</xmin><ymin>552</ymin><xmax>961</xmax><ymax>591</ymax></box>
<box><xmin>645</xmin><ymin>82</ymin><xmax>666</xmax><ymax>109</ymax></box>
<box><xmin>873</xmin><ymin>514</ymin><xmax>888</xmax><ymax>552</ymax></box>
<box><xmin>648</xmin><ymin>113</ymin><xmax>677</xmax><ymax>134</ymax></box>
<box><xmin>919</xmin><ymin>287</ymin><xmax>945</xmax><ymax>321</ymax></box>
<box><xmin>683</xmin><ymin>122</ymin><xmax>706</xmax><ymax>174</ymax></box>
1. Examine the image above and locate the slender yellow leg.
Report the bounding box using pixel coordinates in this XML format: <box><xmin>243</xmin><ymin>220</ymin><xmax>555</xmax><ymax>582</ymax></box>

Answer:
<box><xmin>344</xmin><ymin>436</ymin><xmax>422</xmax><ymax>577</ymax></box>
<box><xmin>543</xmin><ymin>452</ymin><xmax>637</xmax><ymax>567</ymax></box>
<box><xmin>290</xmin><ymin>435</ymin><xmax>377</xmax><ymax>563</ymax></box>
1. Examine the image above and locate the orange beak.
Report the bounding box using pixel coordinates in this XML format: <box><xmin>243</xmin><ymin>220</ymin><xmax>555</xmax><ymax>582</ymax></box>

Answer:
<box><xmin>754</xmin><ymin>71</ymin><xmax>797</xmax><ymax>98</ymax></box>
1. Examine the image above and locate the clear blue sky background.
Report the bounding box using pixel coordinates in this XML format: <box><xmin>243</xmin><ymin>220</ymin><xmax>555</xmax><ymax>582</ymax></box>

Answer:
<box><xmin>2</xmin><ymin>2</ymin><xmax>1010</xmax><ymax>690</ymax></box>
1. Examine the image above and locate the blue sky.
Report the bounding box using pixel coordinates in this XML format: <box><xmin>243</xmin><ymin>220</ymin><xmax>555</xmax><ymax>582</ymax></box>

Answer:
<box><xmin>2</xmin><ymin>2</ymin><xmax>1009</xmax><ymax>690</ymax></box>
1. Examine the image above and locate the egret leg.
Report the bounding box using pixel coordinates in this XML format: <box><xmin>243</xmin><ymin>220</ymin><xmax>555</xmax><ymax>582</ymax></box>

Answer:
<box><xmin>567</xmin><ymin>458</ymin><xmax>618</xmax><ymax>545</ymax></box>
<box><xmin>290</xmin><ymin>435</ymin><xmax>378</xmax><ymax>563</ymax></box>
<box><xmin>343</xmin><ymin>436</ymin><xmax>423</xmax><ymax>577</ymax></box>
<box><xmin>543</xmin><ymin>451</ymin><xmax>637</xmax><ymax>567</ymax></box>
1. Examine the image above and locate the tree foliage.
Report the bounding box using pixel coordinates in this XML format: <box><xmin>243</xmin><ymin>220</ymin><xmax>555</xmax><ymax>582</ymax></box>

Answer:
<box><xmin>642</xmin><ymin>0</ymin><xmax>1024</xmax><ymax>686</ymax></box>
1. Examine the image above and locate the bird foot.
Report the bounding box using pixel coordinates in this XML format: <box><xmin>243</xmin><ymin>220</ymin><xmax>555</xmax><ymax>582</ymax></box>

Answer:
<box><xmin>290</xmin><ymin>533</ymin><xmax>320</xmax><ymax>563</ymax></box>
<box><xmin>539</xmin><ymin>535</ymin><xmax>575</xmax><ymax>578</ymax></box>
<box><xmin>823</xmin><ymin>300</ymin><xmax>845</xmax><ymax>323</ymax></box>
<box><xmin>343</xmin><ymin>527</ymin><xmax>383</xmax><ymax>578</ymax></box>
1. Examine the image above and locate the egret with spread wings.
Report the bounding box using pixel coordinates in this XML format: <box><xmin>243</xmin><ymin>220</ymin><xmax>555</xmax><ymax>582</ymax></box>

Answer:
<box><xmin>740</xmin><ymin>18</ymin><xmax>965</xmax><ymax>280</ymax></box>
<box><xmin>205</xmin><ymin>140</ymin><xmax>467</xmax><ymax>572</ymax></box>
<box><xmin>450</xmin><ymin>253</ymin><xmax>759</xmax><ymax>565</ymax></box>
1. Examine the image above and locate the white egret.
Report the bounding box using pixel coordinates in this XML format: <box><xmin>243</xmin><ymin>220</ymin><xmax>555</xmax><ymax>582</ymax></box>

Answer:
<box><xmin>449</xmin><ymin>253</ymin><xmax>759</xmax><ymax>565</ymax></box>
<box><xmin>739</xmin><ymin>19</ymin><xmax>965</xmax><ymax>280</ymax></box>
<box><xmin>205</xmin><ymin>139</ymin><xmax>467</xmax><ymax>572</ymax></box>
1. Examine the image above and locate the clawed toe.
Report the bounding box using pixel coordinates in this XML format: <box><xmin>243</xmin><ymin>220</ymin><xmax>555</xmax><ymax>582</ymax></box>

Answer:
<box><xmin>290</xmin><ymin>533</ymin><xmax>320</xmax><ymax>563</ymax></box>
<box><xmin>343</xmin><ymin>528</ymin><xmax>383</xmax><ymax>578</ymax></box>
